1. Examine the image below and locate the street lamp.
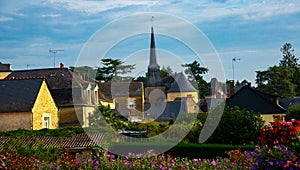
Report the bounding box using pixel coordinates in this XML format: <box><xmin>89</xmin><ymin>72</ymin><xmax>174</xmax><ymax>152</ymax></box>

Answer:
<box><xmin>232</xmin><ymin>57</ymin><xmax>240</xmax><ymax>82</ymax></box>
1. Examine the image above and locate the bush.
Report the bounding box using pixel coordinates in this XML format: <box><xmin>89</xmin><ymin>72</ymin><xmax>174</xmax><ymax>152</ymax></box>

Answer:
<box><xmin>286</xmin><ymin>105</ymin><xmax>300</xmax><ymax>121</ymax></box>
<box><xmin>207</xmin><ymin>106</ymin><xmax>265</xmax><ymax>145</ymax></box>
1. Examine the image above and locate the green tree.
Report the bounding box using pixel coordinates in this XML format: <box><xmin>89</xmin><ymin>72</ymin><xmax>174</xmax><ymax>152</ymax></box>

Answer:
<box><xmin>279</xmin><ymin>43</ymin><xmax>298</xmax><ymax>68</ymax></box>
<box><xmin>256</xmin><ymin>43</ymin><xmax>299</xmax><ymax>97</ymax></box>
<box><xmin>69</xmin><ymin>66</ymin><xmax>97</xmax><ymax>81</ymax></box>
<box><xmin>182</xmin><ymin>60</ymin><xmax>208</xmax><ymax>98</ymax></box>
<box><xmin>160</xmin><ymin>66</ymin><xmax>173</xmax><ymax>78</ymax></box>
<box><xmin>96</xmin><ymin>59</ymin><xmax>135</xmax><ymax>82</ymax></box>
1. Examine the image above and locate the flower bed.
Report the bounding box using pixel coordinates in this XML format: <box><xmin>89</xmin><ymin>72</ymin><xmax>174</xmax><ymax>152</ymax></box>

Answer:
<box><xmin>0</xmin><ymin>120</ymin><xmax>299</xmax><ymax>169</ymax></box>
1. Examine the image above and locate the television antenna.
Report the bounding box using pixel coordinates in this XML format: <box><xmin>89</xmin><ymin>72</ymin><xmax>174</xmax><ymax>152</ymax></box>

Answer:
<box><xmin>49</xmin><ymin>48</ymin><xmax>64</xmax><ymax>68</ymax></box>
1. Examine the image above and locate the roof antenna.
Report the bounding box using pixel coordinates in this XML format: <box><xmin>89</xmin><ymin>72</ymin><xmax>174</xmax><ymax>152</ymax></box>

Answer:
<box><xmin>49</xmin><ymin>48</ymin><xmax>64</xmax><ymax>68</ymax></box>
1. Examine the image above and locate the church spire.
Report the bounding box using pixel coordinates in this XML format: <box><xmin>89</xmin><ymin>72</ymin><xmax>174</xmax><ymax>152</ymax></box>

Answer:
<box><xmin>146</xmin><ymin>25</ymin><xmax>161</xmax><ymax>87</ymax></box>
<box><xmin>149</xmin><ymin>26</ymin><xmax>159</xmax><ymax>69</ymax></box>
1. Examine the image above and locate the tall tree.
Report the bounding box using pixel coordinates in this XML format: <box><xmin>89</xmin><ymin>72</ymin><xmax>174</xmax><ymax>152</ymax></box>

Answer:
<box><xmin>182</xmin><ymin>60</ymin><xmax>208</xmax><ymax>98</ymax></box>
<box><xmin>279</xmin><ymin>43</ymin><xmax>298</xmax><ymax>68</ymax></box>
<box><xmin>256</xmin><ymin>43</ymin><xmax>299</xmax><ymax>97</ymax></box>
<box><xmin>96</xmin><ymin>59</ymin><xmax>135</xmax><ymax>82</ymax></box>
<box><xmin>160</xmin><ymin>66</ymin><xmax>173</xmax><ymax>78</ymax></box>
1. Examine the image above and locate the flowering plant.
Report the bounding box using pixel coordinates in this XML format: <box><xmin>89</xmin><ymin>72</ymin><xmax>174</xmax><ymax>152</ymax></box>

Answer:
<box><xmin>258</xmin><ymin>119</ymin><xmax>300</xmax><ymax>156</ymax></box>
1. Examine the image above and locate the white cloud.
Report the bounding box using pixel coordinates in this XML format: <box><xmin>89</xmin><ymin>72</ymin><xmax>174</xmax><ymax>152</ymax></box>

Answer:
<box><xmin>49</xmin><ymin>0</ymin><xmax>158</xmax><ymax>15</ymax></box>
<box><xmin>41</xmin><ymin>14</ymin><xmax>61</xmax><ymax>18</ymax></box>
<box><xmin>0</xmin><ymin>17</ymin><xmax>13</xmax><ymax>22</ymax></box>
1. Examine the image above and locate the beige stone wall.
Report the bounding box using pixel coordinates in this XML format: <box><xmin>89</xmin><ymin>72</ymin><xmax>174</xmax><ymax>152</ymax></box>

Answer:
<box><xmin>145</xmin><ymin>86</ymin><xmax>166</xmax><ymax>103</ymax></box>
<box><xmin>60</xmin><ymin>107</ymin><xmax>82</xmax><ymax>125</ymax></box>
<box><xmin>185</xmin><ymin>97</ymin><xmax>200</xmax><ymax>113</ymax></box>
<box><xmin>167</xmin><ymin>92</ymin><xmax>198</xmax><ymax>102</ymax></box>
<box><xmin>261</xmin><ymin>114</ymin><xmax>286</xmax><ymax>125</ymax></box>
<box><xmin>0</xmin><ymin>72</ymin><xmax>11</xmax><ymax>79</ymax></box>
<box><xmin>32</xmin><ymin>81</ymin><xmax>58</xmax><ymax>130</ymax></box>
<box><xmin>0</xmin><ymin>112</ymin><xmax>32</xmax><ymax>131</ymax></box>
<box><xmin>82</xmin><ymin>105</ymin><xmax>98</xmax><ymax>127</ymax></box>
<box><xmin>115</xmin><ymin>96</ymin><xmax>144</xmax><ymax>120</ymax></box>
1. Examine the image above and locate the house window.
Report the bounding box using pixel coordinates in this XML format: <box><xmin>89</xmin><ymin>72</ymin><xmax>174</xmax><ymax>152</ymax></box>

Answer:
<box><xmin>43</xmin><ymin>113</ymin><xmax>51</xmax><ymax>129</ymax></box>
<box><xmin>94</xmin><ymin>91</ymin><xmax>98</xmax><ymax>104</ymax></box>
<box><xmin>128</xmin><ymin>100</ymin><xmax>135</xmax><ymax>109</ymax></box>
<box><xmin>87</xmin><ymin>90</ymin><xmax>91</xmax><ymax>104</ymax></box>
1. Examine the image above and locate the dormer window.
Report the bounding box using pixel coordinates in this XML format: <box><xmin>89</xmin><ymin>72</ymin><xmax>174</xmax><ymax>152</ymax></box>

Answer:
<box><xmin>50</xmin><ymin>73</ymin><xmax>56</xmax><ymax>77</ymax></box>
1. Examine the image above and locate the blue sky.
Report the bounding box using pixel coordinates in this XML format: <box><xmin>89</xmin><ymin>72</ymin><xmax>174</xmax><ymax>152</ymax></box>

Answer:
<box><xmin>1</xmin><ymin>0</ymin><xmax>300</xmax><ymax>85</ymax></box>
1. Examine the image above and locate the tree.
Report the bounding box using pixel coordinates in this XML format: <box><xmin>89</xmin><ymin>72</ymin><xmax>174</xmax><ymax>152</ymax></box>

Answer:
<box><xmin>160</xmin><ymin>66</ymin><xmax>173</xmax><ymax>78</ymax></box>
<box><xmin>279</xmin><ymin>43</ymin><xmax>298</xmax><ymax>68</ymax></box>
<box><xmin>256</xmin><ymin>43</ymin><xmax>299</xmax><ymax>97</ymax></box>
<box><xmin>182</xmin><ymin>60</ymin><xmax>208</xmax><ymax>98</ymax></box>
<box><xmin>69</xmin><ymin>66</ymin><xmax>97</xmax><ymax>81</ymax></box>
<box><xmin>96</xmin><ymin>59</ymin><xmax>135</xmax><ymax>82</ymax></box>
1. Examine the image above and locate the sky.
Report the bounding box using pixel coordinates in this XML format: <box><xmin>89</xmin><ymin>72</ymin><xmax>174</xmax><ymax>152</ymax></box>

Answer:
<box><xmin>1</xmin><ymin>0</ymin><xmax>300</xmax><ymax>85</ymax></box>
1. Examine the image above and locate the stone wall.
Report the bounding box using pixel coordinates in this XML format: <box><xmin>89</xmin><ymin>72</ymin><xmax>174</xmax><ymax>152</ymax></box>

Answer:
<box><xmin>32</xmin><ymin>80</ymin><xmax>58</xmax><ymax>130</ymax></box>
<box><xmin>0</xmin><ymin>112</ymin><xmax>32</xmax><ymax>131</ymax></box>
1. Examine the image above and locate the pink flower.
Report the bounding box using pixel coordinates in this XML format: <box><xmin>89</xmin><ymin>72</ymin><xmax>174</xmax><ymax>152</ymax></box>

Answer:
<box><xmin>211</xmin><ymin>160</ymin><xmax>217</xmax><ymax>166</ymax></box>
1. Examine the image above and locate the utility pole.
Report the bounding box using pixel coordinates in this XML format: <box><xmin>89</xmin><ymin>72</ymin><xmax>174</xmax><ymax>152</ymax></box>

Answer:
<box><xmin>232</xmin><ymin>57</ymin><xmax>240</xmax><ymax>82</ymax></box>
<box><xmin>49</xmin><ymin>49</ymin><xmax>64</xmax><ymax>68</ymax></box>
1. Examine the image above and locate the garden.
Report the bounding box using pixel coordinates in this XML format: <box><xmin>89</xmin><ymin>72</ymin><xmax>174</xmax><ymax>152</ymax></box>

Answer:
<box><xmin>0</xmin><ymin>106</ymin><xmax>300</xmax><ymax>169</ymax></box>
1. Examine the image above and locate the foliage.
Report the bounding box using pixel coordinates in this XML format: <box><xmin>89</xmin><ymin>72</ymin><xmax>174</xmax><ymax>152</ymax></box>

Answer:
<box><xmin>0</xmin><ymin>150</ymin><xmax>38</xmax><ymax>169</ymax></box>
<box><xmin>207</xmin><ymin>106</ymin><xmax>265</xmax><ymax>145</ymax></box>
<box><xmin>279</xmin><ymin>42</ymin><xmax>299</xmax><ymax>68</ymax></box>
<box><xmin>256</xmin><ymin>66</ymin><xmax>297</xmax><ymax>97</ymax></box>
<box><xmin>160</xmin><ymin>66</ymin><xmax>173</xmax><ymax>78</ymax></box>
<box><xmin>69</xmin><ymin>66</ymin><xmax>97</xmax><ymax>81</ymax></box>
<box><xmin>256</xmin><ymin>42</ymin><xmax>300</xmax><ymax>97</ymax></box>
<box><xmin>252</xmin><ymin>144</ymin><xmax>300</xmax><ymax>170</ymax></box>
<box><xmin>184</xmin><ymin>113</ymin><xmax>205</xmax><ymax>143</ymax></box>
<box><xmin>96</xmin><ymin>58</ymin><xmax>135</xmax><ymax>82</ymax></box>
<box><xmin>0</xmin><ymin>126</ymin><xmax>84</xmax><ymax>138</ymax></box>
<box><xmin>226</xmin><ymin>149</ymin><xmax>254</xmax><ymax>168</ymax></box>
<box><xmin>258</xmin><ymin>119</ymin><xmax>300</xmax><ymax>156</ymax></box>
<box><xmin>286</xmin><ymin>105</ymin><xmax>300</xmax><ymax>121</ymax></box>
<box><xmin>182</xmin><ymin>60</ymin><xmax>208</xmax><ymax>98</ymax></box>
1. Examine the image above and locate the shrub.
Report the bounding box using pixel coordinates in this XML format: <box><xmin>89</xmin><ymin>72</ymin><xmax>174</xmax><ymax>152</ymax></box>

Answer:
<box><xmin>286</xmin><ymin>105</ymin><xmax>300</xmax><ymax>121</ymax></box>
<box><xmin>207</xmin><ymin>106</ymin><xmax>265</xmax><ymax>145</ymax></box>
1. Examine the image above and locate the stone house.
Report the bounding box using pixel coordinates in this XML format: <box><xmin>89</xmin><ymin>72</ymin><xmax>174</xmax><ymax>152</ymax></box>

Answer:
<box><xmin>98</xmin><ymin>82</ymin><xmax>144</xmax><ymax>121</ymax></box>
<box><xmin>0</xmin><ymin>78</ymin><xmax>58</xmax><ymax>131</ymax></box>
<box><xmin>5</xmin><ymin>67</ymin><xmax>99</xmax><ymax>127</ymax></box>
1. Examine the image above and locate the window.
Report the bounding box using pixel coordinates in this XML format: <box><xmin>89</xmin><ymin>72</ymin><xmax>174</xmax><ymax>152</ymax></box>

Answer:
<box><xmin>87</xmin><ymin>90</ymin><xmax>91</xmax><ymax>104</ymax></box>
<box><xmin>128</xmin><ymin>100</ymin><xmax>135</xmax><ymax>109</ymax></box>
<box><xmin>94</xmin><ymin>91</ymin><xmax>98</xmax><ymax>104</ymax></box>
<box><xmin>43</xmin><ymin>113</ymin><xmax>51</xmax><ymax>129</ymax></box>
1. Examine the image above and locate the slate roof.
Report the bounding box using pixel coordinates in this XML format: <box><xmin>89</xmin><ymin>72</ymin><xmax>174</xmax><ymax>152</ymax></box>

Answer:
<box><xmin>5</xmin><ymin>68</ymin><xmax>87</xmax><ymax>106</ymax></box>
<box><xmin>0</xmin><ymin>133</ymin><xmax>105</xmax><ymax>150</ymax></box>
<box><xmin>226</xmin><ymin>85</ymin><xmax>286</xmax><ymax>114</ymax></box>
<box><xmin>0</xmin><ymin>78</ymin><xmax>44</xmax><ymax>112</ymax></box>
<box><xmin>167</xmin><ymin>72</ymin><xmax>197</xmax><ymax>92</ymax></box>
<box><xmin>280</xmin><ymin>97</ymin><xmax>300</xmax><ymax>110</ymax></box>
<box><xmin>144</xmin><ymin>99</ymin><xmax>188</xmax><ymax>121</ymax></box>
<box><xmin>6</xmin><ymin>68</ymin><xmax>81</xmax><ymax>89</ymax></box>
<box><xmin>98</xmin><ymin>82</ymin><xmax>143</xmax><ymax>99</ymax></box>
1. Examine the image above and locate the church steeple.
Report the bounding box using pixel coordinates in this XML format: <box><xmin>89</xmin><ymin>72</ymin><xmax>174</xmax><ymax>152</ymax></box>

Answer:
<box><xmin>147</xmin><ymin>26</ymin><xmax>161</xmax><ymax>86</ymax></box>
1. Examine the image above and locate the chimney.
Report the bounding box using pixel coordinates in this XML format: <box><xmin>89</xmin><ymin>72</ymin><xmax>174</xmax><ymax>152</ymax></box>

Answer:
<box><xmin>60</xmin><ymin>63</ymin><xmax>64</xmax><ymax>68</ymax></box>
<box><xmin>229</xmin><ymin>80</ymin><xmax>234</xmax><ymax>96</ymax></box>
